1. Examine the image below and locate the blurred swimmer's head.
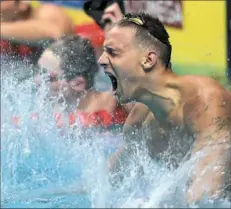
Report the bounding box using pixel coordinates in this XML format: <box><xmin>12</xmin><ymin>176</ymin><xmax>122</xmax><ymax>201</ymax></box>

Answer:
<box><xmin>37</xmin><ymin>35</ymin><xmax>99</xmax><ymax>100</ymax></box>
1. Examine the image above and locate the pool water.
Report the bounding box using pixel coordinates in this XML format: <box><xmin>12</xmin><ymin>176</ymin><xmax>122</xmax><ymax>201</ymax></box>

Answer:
<box><xmin>1</xmin><ymin>62</ymin><xmax>231</xmax><ymax>208</ymax></box>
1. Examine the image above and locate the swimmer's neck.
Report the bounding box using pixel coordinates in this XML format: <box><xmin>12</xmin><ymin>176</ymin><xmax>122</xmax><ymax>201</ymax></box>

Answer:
<box><xmin>137</xmin><ymin>68</ymin><xmax>180</xmax><ymax>121</ymax></box>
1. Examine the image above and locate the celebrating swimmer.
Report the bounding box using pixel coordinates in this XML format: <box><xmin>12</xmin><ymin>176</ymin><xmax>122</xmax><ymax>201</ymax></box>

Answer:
<box><xmin>98</xmin><ymin>12</ymin><xmax>231</xmax><ymax>204</ymax></box>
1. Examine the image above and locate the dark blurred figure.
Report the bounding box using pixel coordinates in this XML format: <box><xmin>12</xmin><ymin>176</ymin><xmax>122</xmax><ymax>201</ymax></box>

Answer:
<box><xmin>84</xmin><ymin>0</ymin><xmax>125</xmax><ymax>33</ymax></box>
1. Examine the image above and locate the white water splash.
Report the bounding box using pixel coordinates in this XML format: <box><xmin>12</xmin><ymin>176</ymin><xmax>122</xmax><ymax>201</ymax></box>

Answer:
<box><xmin>1</xmin><ymin>61</ymin><xmax>230</xmax><ymax>208</ymax></box>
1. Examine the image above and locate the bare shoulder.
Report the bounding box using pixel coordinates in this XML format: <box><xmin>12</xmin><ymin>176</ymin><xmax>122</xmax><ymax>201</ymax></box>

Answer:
<box><xmin>181</xmin><ymin>74</ymin><xmax>231</xmax><ymax>105</ymax></box>
<box><xmin>97</xmin><ymin>91</ymin><xmax>115</xmax><ymax>100</ymax></box>
<box><xmin>96</xmin><ymin>91</ymin><xmax>117</xmax><ymax>109</ymax></box>
<box><xmin>180</xmin><ymin>74</ymin><xmax>222</xmax><ymax>86</ymax></box>
<box><xmin>181</xmin><ymin>75</ymin><xmax>231</xmax><ymax>133</ymax></box>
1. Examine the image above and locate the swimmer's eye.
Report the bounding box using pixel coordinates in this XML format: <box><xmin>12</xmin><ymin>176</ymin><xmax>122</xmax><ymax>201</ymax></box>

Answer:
<box><xmin>104</xmin><ymin>47</ymin><xmax>118</xmax><ymax>57</ymax></box>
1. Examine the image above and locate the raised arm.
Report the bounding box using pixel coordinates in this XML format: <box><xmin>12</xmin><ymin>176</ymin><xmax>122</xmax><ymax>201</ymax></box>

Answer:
<box><xmin>1</xmin><ymin>4</ymin><xmax>74</xmax><ymax>46</ymax></box>
<box><xmin>107</xmin><ymin>103</ymin><xmax>154</xmax><ymax>172</ymax></box>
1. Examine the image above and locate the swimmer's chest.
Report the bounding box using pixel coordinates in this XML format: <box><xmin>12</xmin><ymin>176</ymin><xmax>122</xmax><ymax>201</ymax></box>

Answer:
<box><xmin>151</xmin><ymin>86</ymin><xmax>198</xmax><ymax>137</ymax></box>
<box><xmin>147</xmin><ymin>100</ymin><xmax>195</xmax><ymax>163</ymax></box>
<box><xmin>153</xmin><ymin>96</ymin><xmax>186</xmax><ymax>132</ymax></box>
<box><xmin>147</xmin><ymin>120</ymin><xmax>195</xmax><ymax>167</ymax></box>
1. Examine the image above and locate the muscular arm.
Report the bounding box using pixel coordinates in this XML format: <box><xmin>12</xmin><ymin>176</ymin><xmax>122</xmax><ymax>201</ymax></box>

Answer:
<box><xmin>1</xmin><ymin>4</ymin><xmax>74</xmax><ymax>46</ymax></box>
<box><xmin>107</xmin><ymin>103</ymin><xmax>152</xmax><ymax>172</ymax></box>
<box><xmin>185</xmin><ymin>90</ymin><xmax>231</xmax><ymax>204</ymax></box>
<box><xmin>122</xmin><ymin>103</ymin><xmax>135</xmax><ymax>114</ymax></box>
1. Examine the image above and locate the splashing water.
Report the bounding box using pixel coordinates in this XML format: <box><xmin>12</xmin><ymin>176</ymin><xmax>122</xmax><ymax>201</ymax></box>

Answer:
<box><xmin>1</xmin><ymin>61</ymin><xmax>230</xmax><ymax>208</ymax></box>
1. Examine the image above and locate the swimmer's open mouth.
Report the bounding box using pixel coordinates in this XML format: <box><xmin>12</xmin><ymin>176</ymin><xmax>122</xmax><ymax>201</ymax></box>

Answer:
<box><xmin>105</xmin><ymin>72</ymin><xmax>117</xmax><ymax>92</ymax></box>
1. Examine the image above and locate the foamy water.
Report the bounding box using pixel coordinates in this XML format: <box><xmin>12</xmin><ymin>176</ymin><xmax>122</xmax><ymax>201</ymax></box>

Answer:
<box><xmin>1</xmin><ymin>61</ymin><xmax>230</xmax><ymax>208</ymax></box>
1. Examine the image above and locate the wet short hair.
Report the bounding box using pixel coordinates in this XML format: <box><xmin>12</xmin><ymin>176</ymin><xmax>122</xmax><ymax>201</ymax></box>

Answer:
<box><xmin>117</xmin><ymin>12</ymin><xmax>172</xmax><ymax>67</ymax></box>
<box><xmin>49</xmin><ymin>35</ymin><xmax>98</xmax><ymax>89</ymax></box>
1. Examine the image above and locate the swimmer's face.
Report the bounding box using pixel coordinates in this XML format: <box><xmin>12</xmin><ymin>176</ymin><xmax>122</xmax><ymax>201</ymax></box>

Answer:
<box><xmin>37</xmin><ymin>49</ymin><xmax>87</xmax><ymax>100</ymax></box>
<box><xmin>98</xmin><ymin>26</ymin><xmax>146</xmax><ymax>104</ymax></box>
<box><xmin>0</xmin><ymin>1</ymin><xmax>30</xmax><ymax>21</ymax></box>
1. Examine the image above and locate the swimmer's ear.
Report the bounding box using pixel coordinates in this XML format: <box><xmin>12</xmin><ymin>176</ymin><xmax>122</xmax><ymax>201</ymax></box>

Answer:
<box><xmin>141</xmin><ymin>51</ymin><xmax>157</xmax><ymax>73</ymax></box>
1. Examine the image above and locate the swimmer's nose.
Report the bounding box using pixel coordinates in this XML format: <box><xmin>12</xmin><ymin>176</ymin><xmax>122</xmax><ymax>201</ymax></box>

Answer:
<box><xmin>100</xmin><ymin>63</ymin><xmax>108</xmax><ymax>71</ymax></box>
<box><xmin>98</xmin><ymin>52</ymin><xmax>109</xmax><ymax>69</ymax></box>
